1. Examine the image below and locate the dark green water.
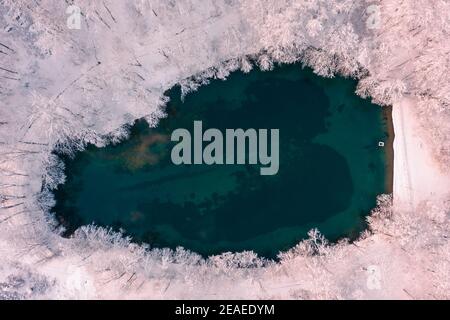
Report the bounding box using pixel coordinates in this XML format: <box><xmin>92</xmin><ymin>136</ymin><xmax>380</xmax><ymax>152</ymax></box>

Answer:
<box><xmin>52</xmin><ymin>64</ymin><xmax>390</xmax><ymax>258</ymax></box>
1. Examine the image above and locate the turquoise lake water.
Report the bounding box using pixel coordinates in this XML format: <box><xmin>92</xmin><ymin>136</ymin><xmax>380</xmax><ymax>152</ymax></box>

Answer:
<box><xmin>52</xmin><ymin>64</ymin><xmax>390</xmax><ymax>258</ymax></box>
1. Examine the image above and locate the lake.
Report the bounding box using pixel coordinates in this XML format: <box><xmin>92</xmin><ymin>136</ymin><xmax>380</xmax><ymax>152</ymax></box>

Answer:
<box><xmin>52</xmin><ymin>64</ymin><xmax>392</xmax><ymax>258</ymax></box>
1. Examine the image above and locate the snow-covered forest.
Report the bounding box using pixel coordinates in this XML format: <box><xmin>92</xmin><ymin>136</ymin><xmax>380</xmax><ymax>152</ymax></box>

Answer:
<box><xmin>0</xmin><ymin>0</ymin><xmax>449</xmax><ymax>299</ymax></box>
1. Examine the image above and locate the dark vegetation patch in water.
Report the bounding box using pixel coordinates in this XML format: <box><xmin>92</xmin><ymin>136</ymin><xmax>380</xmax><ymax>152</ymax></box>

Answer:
<box><xmin>52</xmin><ymin>64</ymin><xmax>390</xmax><ymax>258</ymax></box>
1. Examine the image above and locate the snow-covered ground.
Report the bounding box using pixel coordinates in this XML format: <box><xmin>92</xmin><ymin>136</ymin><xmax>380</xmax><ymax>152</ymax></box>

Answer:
<box><xmin>0</xmin><ymin>0</ymin><xmax>449</xmax><ymax>299</ymax></box>
<box><xmin>393</xmin><ymin>98</ymin><xmax>450</xmax><ymax>210</ymax></box>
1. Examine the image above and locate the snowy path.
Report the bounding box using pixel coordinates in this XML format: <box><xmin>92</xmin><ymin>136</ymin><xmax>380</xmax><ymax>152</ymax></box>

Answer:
<box><xmin>393</xmin><ymin>98</ymin><xmax>450</xmax><ymax>209</ymax></box>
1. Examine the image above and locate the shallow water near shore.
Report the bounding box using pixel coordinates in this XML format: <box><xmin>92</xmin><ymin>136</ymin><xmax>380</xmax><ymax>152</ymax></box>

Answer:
<box><xmin>52</xmin><ymin>64</ymin><xmax>391</xmax><ymax>258</ymax></box>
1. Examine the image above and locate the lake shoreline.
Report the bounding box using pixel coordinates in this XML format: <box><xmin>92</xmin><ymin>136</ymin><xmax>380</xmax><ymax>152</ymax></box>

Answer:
<box><xmin>52</xmin><ymin>65</ymin><xmax>389</xmax><ymax>258</ymax></box>
<box><xmin>383</xmin><ymin>105</ymin><xmax>394</xmax><ymax>194</ymax></box>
